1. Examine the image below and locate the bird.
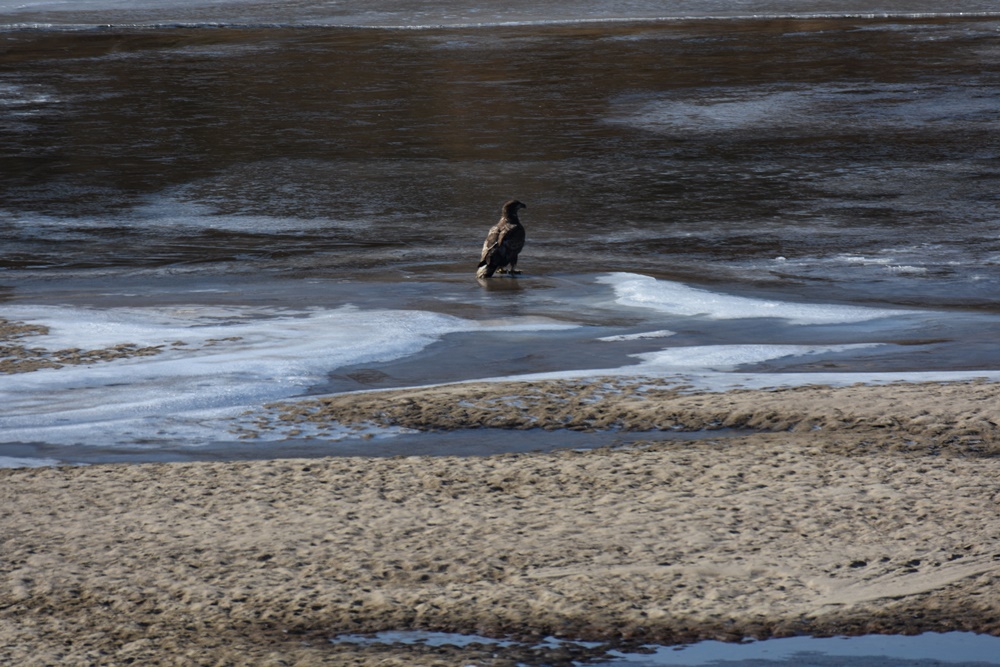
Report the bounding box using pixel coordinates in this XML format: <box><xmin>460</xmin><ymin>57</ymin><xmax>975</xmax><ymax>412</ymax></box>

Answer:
<box><xmin>476</xmin><ymin>200</ymin><xmax>526</xmax><ymax>279</ymax></box>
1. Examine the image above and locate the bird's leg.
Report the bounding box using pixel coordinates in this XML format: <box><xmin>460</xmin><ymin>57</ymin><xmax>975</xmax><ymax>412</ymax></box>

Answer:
<box><xmin>508</xmin><ymin>261</ymin><xmax>520</xmax><ymax>275</ymax></box>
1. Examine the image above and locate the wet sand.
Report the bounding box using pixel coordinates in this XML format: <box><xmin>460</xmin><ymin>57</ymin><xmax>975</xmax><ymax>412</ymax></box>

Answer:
<box><xmin>0</xmin><ymin>317</ymin><xmax>166</xmax><ymax>375</ymax></box>
<box><xmin>3</xmin><ymin>379</ymin><xmax>1000</xmax><ymax>666</ymax></box>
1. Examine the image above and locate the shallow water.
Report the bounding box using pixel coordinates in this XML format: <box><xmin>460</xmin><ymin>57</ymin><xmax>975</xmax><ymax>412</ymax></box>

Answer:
<box><xmin>2</xmin><ymin>2</ymin><xmax>1000</xmax><ymax>462</ymax></box>
<box><xmin>0</xmin><ymin>427</ymin><xmax>745</xmax><ymax>466</ymax></box>
<box><xmin>4</xmin><ymin>272</ymin><xmax>1000</xmax><ymax>464</ymax></box>
<box><xmin>330</xmin><ymin>630</ymin><xmax>1000</xmax><ymax>666</ymax></box>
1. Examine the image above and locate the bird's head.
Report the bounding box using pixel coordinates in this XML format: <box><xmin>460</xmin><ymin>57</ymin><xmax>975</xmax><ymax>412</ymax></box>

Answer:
<box><xmin>502</xmin><ymin>200</ymin><xmax>526</xmax><ymax>217</ymax></box>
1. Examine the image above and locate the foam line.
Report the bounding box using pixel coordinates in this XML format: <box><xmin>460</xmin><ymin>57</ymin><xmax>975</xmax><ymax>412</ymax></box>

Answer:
<box><xmin>632</xmin><ymin>343</ymin><xmax>881</xmax><ymax>372</ymax></box>
<box><xmin>599</xmin><ymin>272</ymin><xmax>920</xmax><ymax>325</ymax></box>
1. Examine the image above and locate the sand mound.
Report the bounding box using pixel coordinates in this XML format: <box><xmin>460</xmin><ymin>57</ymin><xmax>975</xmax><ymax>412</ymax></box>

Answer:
<box><xmin>254</xmin><ymin>377</ymin><xmax>1000</xmax><ymax>455</ymax></box>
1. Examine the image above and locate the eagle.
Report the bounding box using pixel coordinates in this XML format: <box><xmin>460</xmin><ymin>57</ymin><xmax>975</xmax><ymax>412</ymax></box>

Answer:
<box><xmin>476</xmin><ymin>199</ymin><xmax>526</xmax><ymax>279</ymax></box>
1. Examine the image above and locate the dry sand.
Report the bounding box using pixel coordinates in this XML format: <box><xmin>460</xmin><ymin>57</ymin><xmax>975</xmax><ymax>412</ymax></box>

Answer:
<box><xmin>2</xmin><ymin>377</ymin><xmax>1000</xmax><ymax>665</ymax></box>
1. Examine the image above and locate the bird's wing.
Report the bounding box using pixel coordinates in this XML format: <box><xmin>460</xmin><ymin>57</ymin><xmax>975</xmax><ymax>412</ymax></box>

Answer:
<box><xmin>501</xmin><ymin>224</ymin><xmax>525</xmax><ymax>254</ymax></box>
<box><xmin>478</xmin><ymin>224</ymin><xmax>502</xmax><ymax>265</ymax></box>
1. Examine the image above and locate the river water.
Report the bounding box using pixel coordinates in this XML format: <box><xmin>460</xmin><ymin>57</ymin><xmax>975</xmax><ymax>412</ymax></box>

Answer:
<box><xmin>2</xmin><ymin>1</ymin><xmax>1000</xmax><ymax>462</ymax></box>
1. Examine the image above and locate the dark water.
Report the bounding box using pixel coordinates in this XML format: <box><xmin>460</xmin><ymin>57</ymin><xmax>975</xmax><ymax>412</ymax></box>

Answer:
<box><xmin>3</xmin><ymin>16</ymin><xmax>1000</xmax><ymax>307</ymax></box>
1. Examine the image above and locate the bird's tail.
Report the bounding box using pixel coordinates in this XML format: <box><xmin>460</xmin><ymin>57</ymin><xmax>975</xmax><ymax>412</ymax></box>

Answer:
<box><xmin>476</xmin><ymin>263</ymin><xmax>492</xmax><ymax>279</ymax></box>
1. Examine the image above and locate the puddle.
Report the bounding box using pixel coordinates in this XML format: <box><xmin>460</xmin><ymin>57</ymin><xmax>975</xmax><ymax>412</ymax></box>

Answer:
<box><xmin>0</xmin><ymin>427</ymin><xmax>742</xmax><ymax>466</ymax></box>
<box><xmin>330</xmin><ymin>631</ymin><xmax>1000</xmax><ymax>666</ymax></box>
<box><xmin>611</xmin><ymin>632</ymin><xmax>1000</xmax><ymax>665</ymax></box>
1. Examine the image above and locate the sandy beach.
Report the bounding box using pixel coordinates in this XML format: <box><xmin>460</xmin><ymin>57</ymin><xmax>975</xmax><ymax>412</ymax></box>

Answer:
<box><xmin>2</xmin><ymin>378</ymin><xmax>1000</xmax><ymax>666</ymax></box>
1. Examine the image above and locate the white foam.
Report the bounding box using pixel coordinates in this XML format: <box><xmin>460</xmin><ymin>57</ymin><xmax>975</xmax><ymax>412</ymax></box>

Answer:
<box><xmin>477</xmin><ymin>337</ymin><xmax>1000</xmax><ymax>392</ymax></box>
<box><xmin>599</xmin><ymin>272</ymin><xmax>918</xmax><ymax>325</ymax></box>
<box><xmin>632</xmin><ymin>343</ymin><xmax>880</xmax><ymax>372</ymax></box>
<box><xmin>887</xmin><ymin>265</ymin><xmax>931</xmax><ymax>275</ymax></box>
<box><xmin>598</xmin><ymin>329</ymin><xmax>676</xmax><ymax>342</ymax></box>
<box><xmin>0</xmin><ymin>304</ymin><xmax>573</xmax><ymax>447</ymax></box>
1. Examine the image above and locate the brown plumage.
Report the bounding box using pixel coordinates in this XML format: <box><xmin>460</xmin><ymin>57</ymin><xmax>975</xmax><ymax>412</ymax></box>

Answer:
<box><xmin>476</xmin><ymin>200</ymin><xmax>526</xmax><ymax>279</ymax></box>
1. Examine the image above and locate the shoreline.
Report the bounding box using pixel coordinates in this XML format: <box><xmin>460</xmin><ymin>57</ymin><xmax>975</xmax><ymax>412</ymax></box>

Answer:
<box><xmin>2</xmin><ymin>380</ymin><xmax>1000</xmax><ymax>665</ymax></box>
